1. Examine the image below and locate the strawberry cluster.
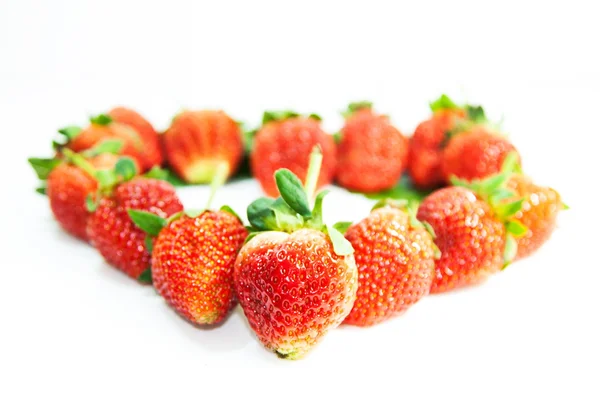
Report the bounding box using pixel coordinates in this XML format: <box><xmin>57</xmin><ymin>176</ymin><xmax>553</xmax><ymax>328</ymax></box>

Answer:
<box><xmin>28</xmin><ymin>97</ymin><xmax>565</xmax><ymax>359</ymax></box>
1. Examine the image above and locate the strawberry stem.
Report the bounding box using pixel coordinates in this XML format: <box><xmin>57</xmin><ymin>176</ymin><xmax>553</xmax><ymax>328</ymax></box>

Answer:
<box><xmin>205</xmin><ymin>161</ymin><xmax>229</xmax><ymax>210</ymax></box>
<box><xmin>61</xmin><ymin>148</ymin><xmax>97</xmax><ymax>178</ymax></box>
<box><xmin>304</xmin><ymin>145</ymin><xmax>323</xmax><ymax>201</ymax></box>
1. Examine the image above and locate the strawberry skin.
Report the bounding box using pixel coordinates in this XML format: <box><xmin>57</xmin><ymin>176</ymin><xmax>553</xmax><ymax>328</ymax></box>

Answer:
<box><xmin>108</xmin><ymin>107</ymin><xmax>163</xmax><ymax>170</ymax></box>
<box><xmin>506</xmin><ymin>175</ymin><xmax>562</xmax><ymax>259</ymax></box>
<box><xmin>417</xmin><ymin>187</ymin><xmax>505</xmax><ymax>293</ymax></box>
<box><xmin>152</xmin><ymin>211</ymin><xmax>248</xmax><ymax>324</ymax></box>
<box><xmin>408</xmin><ymin>110</ymin><xmax>464</xmax><ymax>189</ymax></box>
<box><xmin>234</xmin><ymin>229</ymin><xmax>358</xmax><ymax>359</ymax></box>
<box><xmin>441</xmin><ymin>127</ymin><xmax>519</xmax><ymax>182</ymax></box>
<box><xmin>87</xmin><ymin>178</ymin><xmax>183</xmax><ymax>279</ymax></box>
<box><xmin>336</xmin><ymin>109</ymin><xmax>409</xmax><ymax>192</ymax></box>
<box><xmin>344</xmin><ymin>207</ymin><xmax>436</xmax><ymax>326</ymax></box>
<box><xmin>46</xmin><ymin>154</ymin><xmax>119</xmax><ymax>241</ymax></box>
<box><xmin>251</xmin><ymin>117</ymin><xmax>336</xmax><ymax>197</ymax></box>
<box><xmin>163</xmin><ymin>110</ymin><xmax>243</xmax><ymax>184</ymax></box>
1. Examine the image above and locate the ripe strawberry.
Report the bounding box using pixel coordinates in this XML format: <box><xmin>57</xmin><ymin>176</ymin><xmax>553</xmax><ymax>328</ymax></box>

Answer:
<box><xmin>163</xmin><ymin>110</ymin><xmax>244</xmax><ymax>184</ymax></box>
<box><xmin>408</xmin><ymin>95</ymin><xmax>467</xmax><ymax>189</ymax></box>
<box><xmin>250</xmin><ymin>111</ymin><xmax>336</xmax><ymax>197</ymax></box>
<box><xmin>235</xmin><ymin>148</ymin><xmax>357</xmax><ymax>359</ymax></box>
<box><xmin>417</xmin><ymin>187</ymin><xmax>506</xmax><ymax>293</ymax></box>
<box><xmin>29</xmin><ymin>141</ymin><xmax>125</xmax><ymax>241</ymax></box>
<box><xmin>441</xmin><ymin>126</ymin><xmax>520</xmax><ymax>183</ymax></box>
<box><xmin>130</xmin><ymin>200</ymin><xmax>248</xmax><ymax>324</ymax></box>
<box><xmin>108</xmin><ymin>107</ymin><xmax>163</xmax><ymax>170</ymax></box>
<box><xmin>61</xmin><ymin>114</ymin><xmax>148</xmax><ymax>170</ymax></box>
<box><xmin>86</xmin><ymin>160</ymin><xmax>183</xmax><ymax>280</ymax></box>
<box><xmin>336</xmin><ymin>102</ymin><xmax>409</xmax><ymax>192</ymax></box>
<box><xmin>343</xmin><ymin>201</ymin><xmax>437</xmax><ymax>326</ymax></box>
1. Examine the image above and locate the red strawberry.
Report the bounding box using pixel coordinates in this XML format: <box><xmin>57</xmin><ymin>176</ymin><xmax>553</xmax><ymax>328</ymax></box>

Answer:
<box><xmin>108</xmin><ymin>107</ymin><xmax>163</xmax><ymax>170</ymax></box>
<box><xmin>336</xmin><ymin>102</ymin><xmax>409</xmax><ymax>192</ymax></box>
<box><xmin>130</xmin><ymin>204</ymin><xmax>248</xmax><ymax>324</ymax></box>
<box><xmin>250</xmin><ymin>111</ymin><xmax>336</xmax><ymax>197</ymax></box>
<box><xmin>504</xmin><ymin>175</ymin><xmax>563</xmax><ymax>260</ymax></box>
<box><xmin>86</xmin><ymin>161</ymin><xmax>183</xmax><ymax>280</ymax></box>
<box><xmin>417</xmin><ymin>187</ymin><xmax>506</xmax><ymax>293</ymax></box>
<box><xmin>408</xmin><ymin>95</ymin><xmax>467</xmax><ymax>189</ymax></box>
<box><xmin>29</xmin><ymin>141</ymin><xmax>125</xmax><ymax>241</ymax></box>
<box><xmin>441</xmin><ymin>126</ymin><xmax>520</xmax><ymax>183</ymax></box>
<box><xmin>343</xmin><ymin>202</ymin><xmax>437</xmax><ymax>326</ymax></box>
<box><xmin>235</xmin><ymin>148</ymin><xmax>357</xmax><ymax>359</ymax></box>
<box><xmin>163</xmin><ymin>110</ymin><xmax>244</xmax><ymax>184</ymax></box>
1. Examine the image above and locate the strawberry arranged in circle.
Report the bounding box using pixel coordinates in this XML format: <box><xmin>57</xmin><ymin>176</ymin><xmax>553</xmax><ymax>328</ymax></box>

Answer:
<box><xmin>129</xmin><ymin>169</ymin><xmax>248</xmax><ymax>324</ymax></box>
<box><xmin>29</xmin><ymin>140</ymin><xmax>125</xmax><ymax>241</ymax></box>
<box><xmin>86</xmin><ymin>159</ymin><xmax>184</xmax><ymax>280</ymax></box>
<box><xmin>408</xmin><ymin>94</ymin><xmax>468</xmax><ymax>189</ymax></box>
<box><xmin>163</xmin><ymin>110</ymin><xmax>244</xmax><ymax>184</ymax></box>
<box><xmin>250</xmin><ymin>111</ymin><xmax>336</xmax><ymax>197</ymax></box>
<box><xmin>108</xmin><ymin>107</ymin><xmax>164</xmax><ymax>170</ymax></box>
<box><xmin>235</xmin><ymin>147</ymin><xmax>357</xmax><ymax>359</ymax></box>
<box><xmin>336</xmin><ymin>102</ymin><xmax>409</xmax><ymax>193</ymax></box>
<box><xmin>343</xmin><ymin>201</ymin><xmax>437</xmax><ymax>326</ymax></box>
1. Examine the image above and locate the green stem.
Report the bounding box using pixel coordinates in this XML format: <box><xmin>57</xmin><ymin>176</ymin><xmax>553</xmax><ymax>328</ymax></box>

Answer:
<box><xmin>304</xmin><ymin>145</ymin><xmax>323</xmax><ymax>201</ymax></box>
<box><xmin>205</xmin><ymin>161</ymin><xmax>229</xmax><ymax>210</ymax></box>
<box><xmin>62</xmin><ymin>148</ymin><xmax>97</xmax><ymax>178</ymax></box>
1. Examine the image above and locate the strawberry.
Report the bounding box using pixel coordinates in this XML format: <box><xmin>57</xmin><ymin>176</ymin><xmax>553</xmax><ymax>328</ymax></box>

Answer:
<box><xmin>441</xmin><ymin>126</ymin><xmax>520</xmax><ymax>183</ymax></box>
<box><xmin>408</xmin><ymin>94</ymin><xmax>468</xmax><ymax>189</ymax></box>
<box><xmin>59</xmin><ymin>114</ymin><xmax>148</xmax><ymax>171</ymax></box>
<box><xmin>235</xmin><ymin>147</ymin><xmax>357</xmax><ymax>359</ymax></box>
<box><xmin>86</xmin><ymin>159</ymin><xmax>184</xmax><ymax>280</ymax></box>
<box><xmin>416</xmin><ymin>186</ymin><xmax>506</xmax><ymax>293</ymax></box>
<box><xmin>163</xmin><ymin>110</ymin><xmax>244</xmax><ymax>184</ymax></box>
<box><xmin>343</xmin><ymin>201</ymin><xmax>437</xmax><ymax>326</ymax></box>
<box><xmin>336</xmin><ymin>102</ymin><xmax>409</xmax><ymax>193</ymax></box>
<box><xmin>29</xmin><ymin>140</ymin><xmax>125</xmax><ymax>241</ymax></box>
<box><xmin>108</xmin><ymin>107</ymin><xmax>163</xmax><ymax>170</ymax></box>
<box><xmin>129</xmin><ymin>170</ymin><xmax>247</xmax><ymax>324</ymax></box>
<box><xmin>250</xmin><ymin>111</ymin><xmax>336</xmax><ymax>197</ymax></box>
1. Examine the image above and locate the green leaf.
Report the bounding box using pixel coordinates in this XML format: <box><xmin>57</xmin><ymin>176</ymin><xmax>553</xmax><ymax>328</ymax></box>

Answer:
<box><xmin>220</xmin><ymin>205</ymin><xmax>242</xmax><ymax>223</ymax></box>
<box><xmin>429</xmin><ymin>94</ymin><xmax>458</xmax><ymax>113</ymax></box>
<box><xmin>371</xmin><ymin>198</ymin><xmax>408</xmax><ymax>211</ymax></box>
<box><xmin>86</xmin><ymin>194</ymin><xmax>98</xmax><ymax>213</ymax></box>
<box><xmin>270</xmin><ymin>198</ymin><xmax>304</xmax><ymax>232</ymax></box>
<box><xmin>144</xmin><ymin>166</ymin><xmax>170</xmax><ymax>180</ymax></box>
<box><xmin>309</xmin><ymin>190</ymin><xmax>329</xmax><ymax>228</ymax></box>
<box><xmin>184</xmin><ymin>209</ymin><xmax>204</xmax><ymax>218</ymax></box>
<box><xmin>506</xmin><ymin>219</ymin><xmax>528</xmax><ymax>238</ymax></box>
<box><xmin>479</xmin><ymin>173</ymin><xmax>510</xmax><ymax>194</ymax></box>
<box><xmin>496</xmin><ymin>198</ymin><xmax>524</xmax><ymax>219</ymax></box>
<box><xmin>308</xmin><ymin>113</ymin><xmax>322</xmax><ymax>121</ymax></box>
<box><xmin>243</xmin><ymin>129</ymin><xmax>257</xmax><ymax>153</ymax></box>
<box><xmin>274</xmin><ymin>169</ymin><xmax>312</xmax><ymax>218</ymax></box>
<box><xmin>489</xmin><ymin>188</ymin><xmax>516</xmax><ymax>205</ymax></box>
<box><xmin>361</xmin><ymin>175</ymin><xmax>430</xmax><ymax>203</ymax></box>
<box><xmin>127</xmin><ymin>209</ymin><xmax>167</xmax><ymax>236</ymax></box>
<box><xmin>144</xmin><ymin>236</ymin><xmax>154</xmax><ymax>254</ymax></box>
<box><xmin>345</xmin><ymin>101</ymin><xmax>373</xmax><ymax>116</ymax></box>
<box><xmin>115</xmin><ymin>157</ymin><xmax>138</xmax><ymax>181</ymax></box>
<box><xmin>562</xmin><ymin>202</ymin><xmax>570</xmax><ymax>210</ymax></box>
<box><xmin>501</xmin><ymin>151</ymin><xmax>520</xmax><ymax>174</ymax></box>
<box><xmin>465</xmin><ymin>105</ymin><xmax>486</xmax><ymax>122</ymax></box>
<box><xmin>332</xmin><ymin>131</ymin><xmax>342</xmax><ymax>144</ymax></box>
<box><xmin>94</xmin><ymin>169</ymin><xmax>118</xmax><ymax>188</ymax></box>
<box><xmin>36</xmin><ymin>186</ymin><xmax>47</xmax><ymax>196</ymax></box>
<box><xmin>138</xmin><ymin>268</ymin><xmax>153</xmax><ymax>284</ymax></box>
<box><xmin>57</xmin><ymin>126</ymin><xmax>82</xmax><ymax>140</ymax></box>
<box><xmin>503</xmin><ymin>234</ymin><xmax>518</xmax><ymax>267</ymax></box>
<box><xmin>327</xmin><ymin>225</ymin><xmax>354</xmax><ymax>256</ymax></box>
<box><xmin>262</xmin><ymin>110</ymin><xmax>300</xmax><ymax>125</ymax></box>
<box><xmin>28</xmin><ymin>158</ymin><xmax>61</xmax><ymax>180</ymax></box>
<box><xmin>247</xmin><ymin>197</ymin><xmax>278</xmax><ymax>231</ymax></box>
<box><xmin>332</xmin><ymin>221</ymin><xmax>352</xmax><ymax>234</ymax></box>
<box><xmin>90</xmin><ymin>114</ymin><xmax>113</xmax><ymax>126</ymax></box>
<box><xmin>84</xmin><ymin>139</ymin><xmax>124</xmax><ymax>157</ymax></box>
<box><xmin>423</xmin><ymin>221</ymin><xmax>436</xmax><ymax>239</ymax></box>
<box><xmin>243</xmin><ymin>231</ymin><xmax>260</xmax><ymax>245</ymax></box>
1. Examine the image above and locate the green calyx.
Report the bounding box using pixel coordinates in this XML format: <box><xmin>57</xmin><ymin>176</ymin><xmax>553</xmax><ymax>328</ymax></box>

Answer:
<box><xmin>342</xmin><ymin>101</ymin><xmax>373</xmax><ymax>118</ymax></box>
<box><xmin>245</xmin><ymin>146</ymin><xmax>354</xmax><ymax>256</ymax></box>
<box><xmin>89</xmin><ymin>113</ymin><xmax>113</xmax><ymax>126</ymax></box>
<box><xmin>85</xmin><ymin>156</ymin><xmax>139</xmax><ymax>212</ymax></box>
<box><xmin>53</xmin><ymin>125</ymin><xmax>83</xmax><ymax>150</ymax></box>
<box><xmin>429</xmin><ymin>94</ymin><xmax>459</xmax><ymax>113</ymax></box>
<box><xmin>450</xmin><ymin>151</ymin><xmax>528</xmax><ymax>267</ymax></box>
<box><xmin>261</xmin><ymin>110</ymin><xmax>322</xmax><ymax>125</ymax></box>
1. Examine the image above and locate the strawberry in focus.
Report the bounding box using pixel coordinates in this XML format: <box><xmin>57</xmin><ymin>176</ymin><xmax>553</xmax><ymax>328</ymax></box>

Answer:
<box><xmin>86</xmin><ymin>160</ymin><xmax>183</xmax><ymax>280</ymax></box>
<box><xmin>163</xmin><ymin>110</ymin><xmax>244</xmax><ymax>184</ymax></box>
<box><xmin>235</xmin><ymin>147</ymin><xmax>357</xmax><ymax>359</ymax></box>
<box><xmin>250</xmin><ymin>111</ymin><xmax>336</xmax><ymax>197</ymax></box>
<box><xmin>343</xmin><ymin>201</ymin><xmax>437</xmax><ymax>326</ymax></box>
<box><xmin>336</xmin><ymin>102</ymin><xmax>409</xmax><ymax>193</ymax></box>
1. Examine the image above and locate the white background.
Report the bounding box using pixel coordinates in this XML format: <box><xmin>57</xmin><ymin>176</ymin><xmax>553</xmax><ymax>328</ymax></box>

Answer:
<box><xmin>1</xmin><ymin>1</ymin><xmax>599</xmax><ymax>400</ymax></box>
